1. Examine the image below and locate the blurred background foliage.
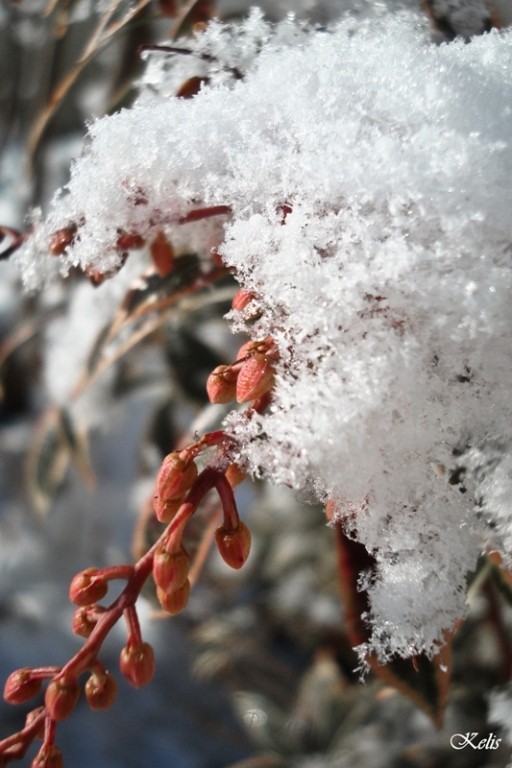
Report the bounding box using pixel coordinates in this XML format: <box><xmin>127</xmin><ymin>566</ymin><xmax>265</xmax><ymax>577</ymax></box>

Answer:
<box><xmin>0</xmin><ymin>1</ymin><xmax>512</xmax><ymax>766</ymax></box>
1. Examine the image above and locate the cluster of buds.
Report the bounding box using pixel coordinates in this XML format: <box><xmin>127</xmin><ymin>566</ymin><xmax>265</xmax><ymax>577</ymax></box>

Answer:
<box><xmin>152</xmin><ymin>449</ymin><xmax>198</xmax><ymax>523</ymax></box>
<box><xmin>206</xmin><ymin>336</ymin><xmax>277</xmax><ymax>405</ymax></box>
<box><xmin>48</xmin><ymin>221</ymin><xmax>176</xmax><ymax>286</ymax></box>
<box><xmin>1</xmin><ymin>428</ymin><xmax>254</xmax><ymax>765</ymax></box>
<box><xmin>68</xmin><ymin>563</ymin><xmax>154</xmax><ymax>693</ymax></box>
<box><xmin>46</xmin><ymin>202</ymin><xmax>231</xmax><ymax>287</ymax></box>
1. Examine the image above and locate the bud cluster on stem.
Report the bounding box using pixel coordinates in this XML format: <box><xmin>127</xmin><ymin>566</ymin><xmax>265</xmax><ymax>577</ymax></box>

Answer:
<box><xmin>46</xmin><ymin>203</ymin><xmax>231</xmax><ymax>286</ymax></box>
<box><xmin>0</xmin><ymin>433</ymin><xmax>253</xmax><ymax>765</ymax></box>
<box><xmin>206</xmin><ymin>336</ymin><xmax>277</xmax><ymax>405</ymax></box>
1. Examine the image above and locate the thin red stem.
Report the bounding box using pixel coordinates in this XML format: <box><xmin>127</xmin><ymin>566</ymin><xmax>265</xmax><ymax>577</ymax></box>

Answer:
<box><xmin>177</xmin><ymin>205</ymin><xmax>231</xmax><ymax>225</ymax></box>
<box><xmin>98</xmin><ymin>565</ymin><xmax>135</xmax><ymax>582</ymax></box>
<box><xmin>124</xmin><ymin>605</ymin><xmax>142</xmax><ymax>646</ymax></box>
<box><xmin>43</xmin><ymin>716</ymin><xmax>57</xmax><ymax>748</ymax></box>
<box><xmin>28</xmin><ymin>667</ymin><xmax>61</xmax><ymax>681</ymax></box>
<box><xmin>214</xmin><ymin>472</ymin><xmax>239</xmax><ymax>529</ymax></box>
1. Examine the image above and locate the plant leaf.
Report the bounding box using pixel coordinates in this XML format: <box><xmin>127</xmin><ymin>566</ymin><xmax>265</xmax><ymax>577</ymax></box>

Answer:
<box><xmin>27</xmin><ymin>407</ymin><xmax>94</xmax><ymax>514</ymax></box>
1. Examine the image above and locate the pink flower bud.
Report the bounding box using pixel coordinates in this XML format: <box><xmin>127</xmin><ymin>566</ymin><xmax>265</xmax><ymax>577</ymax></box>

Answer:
<box><xmin>119</xmin><ymin>642</ymin><xmax>155</xmax><ymax>688</ymax></box>
<box><xmin>153</xmin><ymin>546</ymin><xmax>190</xmax><ymax>593</ymax></box>
<box><xmin>45</xmin><ymin>677</ymin><xmax>80</xmax><ymax>721</ymax></box>
<box><xmin>156</xmin><ymin>452</ymin><xmax>198</xmax><ymax>504</ymax></box>
<box><xmin>156</xmin><ymin>579</ymin><xmax>191</xmax><ymax>615</ymax></box>
<box><xmin>3</xmin><ymin>668</ymin><xmax>41</xmax><ymax>705</ymax></box>
<box><xmin>236</xmin><ymin>354</ymin><xmax>275</xmax><ymax>403</ymax></box>
<box><xmin>215</xmin><ymin>522</ymin><xmax>252</xmax><ymax>569</ymax></box>
<box><xmin>69</xmin><ymin>568</ymin><xmax>108</xmax><ymax>607</ymax></box>
<box><xmin>85</xmin><ymin>670</ymin><xmax>117</xmax><ymax>711</ymax></box>
<box><xmin>206</xmin><ymin>365</ymin><xmax>238</xmax><ymax>404</ymax></box>
<box><xmin>31</xmin><ymin>744</ymin><xmax>64</xmax><ymax>768</ymax></box>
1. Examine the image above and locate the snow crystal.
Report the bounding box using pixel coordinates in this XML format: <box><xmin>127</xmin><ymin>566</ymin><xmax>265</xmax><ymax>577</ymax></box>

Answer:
<box><xmin>15</xmin><ymin>9</ymin><xmax>512</xmax><ymax>660</ymax></box>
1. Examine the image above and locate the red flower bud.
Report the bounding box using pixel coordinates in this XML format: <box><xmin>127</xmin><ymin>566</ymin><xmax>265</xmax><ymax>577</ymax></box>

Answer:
<box><xmin>236</xmin><ymin>339</ymin><xmax>258</xmax><ymax>359</ymax></box>
<box><xmin>206</xmin><ymin>365</ymin><xmax>238</xmax><ymax>404</ymax></box>
<box><xmin>49</xmin><ymin>224</ymin><xmax>77</xmax><ymax>256</ymax></box>
<box><xmin>176</xmin><ymin>76</ymin><xmax>208</xmax><ymax>99</ymax></box>
<box><xmin>152</xmin><ymin>495</ymin><xmax>182</xmax><ymax>524</ymax></box>
<box><xmin>119</xmin><ymin>642</ymin><xmax>155</xmax><ymax>688</ymax></box>
<box><xmin>150</xmin><ymin>230</ymin><xmax>174</xmax><ymax>276</ymax></box>
<box><xmin>115</xmin><ymin>231</ymin><xmax>145</xmax><ymax>251</ymax></box>
<box><xmin>236</xmin><ymin>336</ymin><xmax>275</xmax><ymax>362</ymax></box>
<box><xmin>236</xmin><ymin>354</ymin><xmax>275</xmax><ymax>403</ymax></box>
<box><xmin>3</xmin><ymin>668</ymin><xmax>41</xmax><ymax>705</ymax></box>
<box><xmin>225</xmin><ymin>463</ymin><xmax>246</xmax><ymax>487</ymax></box>
<box><xmin>71</xmin><ymin>605</ymin><xmax>106</xmax><ymax>638</ymax></box>
<box><xmin>215</xmin><ymin>522</ymin><xmax>251</xmax><ymax>569</ymax></box>
<box><xmin>69</xmin><ymin>568</ymin><xmax>108</xmax><ymax>607</ymax></box>
<box><xmin>156</xmin><ymin>452</ymin><xmax>198</xmax><ymax>504</ymax></box>
<box><xmin>156</xmin><ymin>579</ymin><xmax>191</xmax><ymax>615</ymax></box>
<box><xmin>231</xmin><ymin>290</ymin><xmax>256</xmax><ymax>312</ymax></box>
<box><xmin>31</xmin><ymin>744</ymin><xmax>64</xmax><ymax>768</ymax></box>
<box><xmin>85</xmin><ymin>670</ymin><xmax>117</xmax><ymax>711</ymax></box>
<box><xmin>153</xmin><ymin>546</ymin><xmax>190</xmax><ymax>593</ymax></box>
<box><xmin>45</xmin><ymin>677</ymin><xmax>80</xmax><ymax>721</ymax></box>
